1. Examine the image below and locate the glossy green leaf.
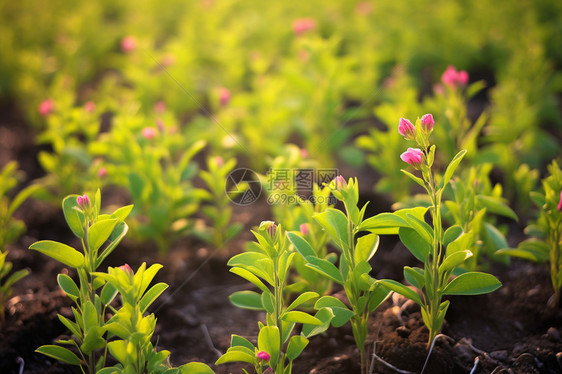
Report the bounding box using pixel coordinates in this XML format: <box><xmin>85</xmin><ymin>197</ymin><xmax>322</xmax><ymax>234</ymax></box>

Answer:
<box><xmin>57</xmin><ymin>274</ymin><xmax>80</xmax><ymax>299</ymax></box>
<box><xmin>355</xmin><ymin>233</ymin><xmax>379</xmax><ymax>264</ymax></box>
<box><xmin>404</xmin><ymin>214</ymin><xmax>433</xmax><ymax>244</ymax></box>
<box><xmin>230</xmin><ymin>267</ymin><xmax>269</xmax><ymax>293</ymax></box>
<box><xmin>215</xmin><ymin>350</ymin><xmax>255</xmax><ymax>365</ymax></box>
<box><xmin>111</xmin><ymin>205</ymin><xmax>134</xmax><ymax>221</ymax></box>
<box><xmin>36</xmin><ymin>345</ymin><xmax>82</xmax><ymax>365</ymax></box>
<box><xmin>100</xmin><ymin>282</ymin><xmax>118</xmax><ymax>306</ymax></box>
<box><xmin>403</xmin><ymin>266</ymin><xmax>425</xmax><ymax>289</ymax></box>
<box><xmin>438</xmin><ymin>149</ymin><xmax>467</xmax><ymax>190</ymax></box>
<box><xmin>87</xmin><ymin>218</ymin><xmax>119</xmax><ymax>254</ymax></box>
<box><xmin>315</xmin><ymin>296</ymin><xmax>354</xmax><ymax>327</ymax></box>
<box><xmin>139</xmin><ymin>283</ymin><xmax>168</xmax><ymax>313</ymax></box>
<box><xmin>229</xmin><ymin>290</ymin><xmax>264</xmax><ymax>310</ymax></box>
<box><xmin>282</xmin><ymin>311</ymin><xmax>322</xmax><ymax>325</ymax></box>
<box><xmin>439</xmin><ymin>250</ymin><xmax>472</xmax><ymax>274</ymax></box>
<box><xmin>379</xmin><ymin>279</ymin><xmax>422</xmax><ymax>306</ymax></box>
<box><xmin>286</xmin><ymin>292</ymin><xmax>319</xmax><ymax>312</ymax></box>
<box><xmin>442</xmin><ymin>272</ymin><xmax>502</xmax><ymax>295</ymax></box>
<box><xmin>368</xmin><ymin>283</ymin><xmax>392</xmax><ymax>313</ymax></box>
<box><xmin>443</xmin><ymin>225</ymin><xmax>463</xmax><ymax>248</ymax></box>
<box><xmin>477</xmin><ymin>195</ymin><xmax>518</xmax><ymax>221</ymax></box>
<box><xmin>96</xmin><ymin>221</ymin><xmax>128</xmax><ymax>268</ymax></box>
<box><xmin>261</xmin><ymin>291</ymin><xmax>275</xmax><ymax>314</ymax></box>
<box><xmin>108</xmin><ymin>340</ymin><xmax>128</xmax><ymax>365</ymax></box>
<box><xmin>179</xmin><ymin>362</ymin><xmax>215</xmax><ymax>374</ymax></box>
<box><xmin>29</xmin><ymin>240</ymin><xmax>84</xmax><ymax>268</ymax></box>
<box><xmin>398</xmin><ymin>227</ymin><xmax>431</xmax><ymax>262</ymax></box>
<box><xmin>62</xmin><ymin>195</ymin><xmax>84</xmax><ymax>238</ymax></box>
<box><xmin>287</xmin><ymin>232</ymin><xmax>316</xmax><ymax>258</ymax></box>
<box><xmin>301</xmin><ymin>308</ymin><xmax>334</xmax><ymax>338</ymax></box>
<box><xmin>231</xmin><ymin>334</ymin><xmax>255</xmax><ymax>351</ymax></box>
<box><xmin>258</xmin><ymin>326</ymin><xmax>280</xmax><ymax>370</ymax></box>
<box><xmin>313</xmin><ymin>209</ymin><xmax>350</xmax><ymax>250</ymax></box>
<box><xmin>286</xmin><ymin>335</ymin><xmax>309</xmax><ymax>361</ymax></box>
<box><xmin>305</xmin><ymin>256</ymin><xmax>343</xmax><ymax>284</ymax></box>
<box><xmin>57</xmin><ymin>314</ymin><xmax>81</xmax><ymax>338</ymax></box>
<box><xmin>358</xmin><ymin>212</ymin><xmax>409</xmax><ymax>234</ymax></box>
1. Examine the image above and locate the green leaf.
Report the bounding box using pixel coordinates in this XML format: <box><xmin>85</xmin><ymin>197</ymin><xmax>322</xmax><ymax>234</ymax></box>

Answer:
<box><xmin>215</xmin><ymin>350</ymin><xmax>255</xmax><ymax>365</ymax></box>
<box><xmin>496</xmin><ymin>239</ymin><xmax>549</xmax><ymax>262</ymax></box>
<box><xmin>87</xmin><ymin>218</ymin><xmax>119</xmax><ymax>254</ymax></box>
<box><xmin>398</xmin><ymin>227</ymin><xmax>431</xmax><ymax>262</ymax></box>
<box><xmin>36</xmin><ymin>345</ymin><xmax>82</xmax><ymax>365</ymax></box>
<box><xmin>287</xmin><ymin>232</ymin><xmax>316</xmax><ymax>258</ymax></box>
<box><xmin>3</xmin><ymin>269</ymin><xmax>29</xmax><ymax>290</ymax></box>
<box><xmin>231</xmin><ymin>334</ymin><xmax>255</xmax><ymax>351</ymax></box>
<box><xmin>446</xmin><ymin>232</ymin><xmax>474</xmax><ymax>257</ymax></box>
<box><xmin>62</xmin><ymin>195</ymin><xmax>84</xmax><ymax>238</ymax></box>
<box><xmin>57</xmin><ymin>314</ymin><xmax>81</xmax><ymax>338</ymax></box>
<box><xmin>139</xmin><ymin>283</ymin><xmax>168</xmax><ymax>313</ymax></box>
<box><xmin>400</xmin><ymin>169</ymin><xmax>426</xmax><ymax>189</ymax></box>
<box><xmin>80</xmin><ymin>326</ymin><xmax>105</xmax><ymax>354</ymax></box>
<box><xmin>442</xmin><ymin>272</ymin><xmax>502</xmax><ymax>295</ymax></box>
<box><xmin>96</xmin><ymin>221</ymin><xmax>129</xmax><ymax>268</ymax></box>
<box><xmin>378</xmin><ymin>279</ymin><xmax>422</xmax><ymax>306</ymax></box>
<box><xmin>286</xmin><ymin>335</ymin><xmax>309</xmax><ymax>361</ymax></box>
<box><xmin>313</xmin><ymin>209</ymin><xmax>349</xmax><ymax>249</ymax></box>
<box><xmin>439</xmin><ymin>250</ymin><xmax>473</xmax><ymax>274</ymax></box>
<box><xmin>57</xmin><ymin>274</ymin><xmax>80</xmax><ymax>299</ymax></box>
<box><xmin>179</xmin><ymin>362</ymin><xmax>215</xmax><ymax>374</ymax></box>
<box><xmin>368</xmin><ymin>283</ymin><xmax>392</xmax><ymax>313</ymax></box>
<box><xmin>286</xmin><ymin>292</ymin><xmax>319</xmax><ymax>312</ymax></box>
<box><xmin>304</xmin><ymin>256</ymin><xmax>343</xmax><ymax>284</ymax></box>
<box><xmin>230</xmin><ymin>267</ymin><xmax>269</xmax><ymax>293</ymax></box>
<box><xmin>29</xmin><ymin>240</ymin><xmax>84</xmax><ymax>268</ymax></box>
<box><xmin>443</xmin><ymin>225</ymin><xmax>463</xmax><ymax>248</ymax></box>
<box><xmin>476</xmin><ymin>195</ymin><xmax>518</xmax><ymax>221</ymax></box>
<box><xmin>229</xmin><ymin>290</ymin><xmax>264</xmax><ymax>310</ymax></box>
<box><xmin>404</xmin><ymin>267</ymin><xmax>425</xmax><ymax>289</ymax></box>
<box><xmin>111</xmin><ymin>205</ymin><xmax>134</xmax><ymax>221</ymax></box>
<box><xmin>100</xmin><ymin>282</ymin><xmax>118</xmax><ymax>306</ymax></box>
<box><xmin>483</xmin><ymin>223</ymin><xmax>508</xmax><ymax>251</ymax></box>
<box><xmin>355</xmin><ymin>233</ymin><xmax>379</xmax><ymax>264</ymax></box>
<box><xmin>438</xmin><ymin>149</ymin><xmax>467</xmax><ymax>190</ymax></box>
<box><xmin>108</xmin><ymin>340</ymin><xmax>128</xmax><ymax>365</ymax></box>
<box><xmin>315</xmin><ymin>296</ymin><xmax>354</xmax><ymax>327</ymax></box>
<box><xmin>261</xmin><ymin>291</ymin><xmax>275</xmax><ymax>314</ymax></box>
<box><xmin>404</xmin><ymin>214</ymin><xmax>433</xmax><ymax>244</ymax></box>
<box><xmin>358</xmin><ymin>212</ymin><xmax>409</xmax><ymax>234</ymax></box>
<box><xmin>258</xmin><ymin>326</ymin><xmax>280</xmax><ymax>370</ymax></box>
<box><xmin>282</xmin><ymin>311</ymin><xmax>322</xmax><ymax>325</ymax></box>
<box><xmin>301</xmin><ymin>308</ymin><xmax>334</xmax><ymax>338</ymax></box>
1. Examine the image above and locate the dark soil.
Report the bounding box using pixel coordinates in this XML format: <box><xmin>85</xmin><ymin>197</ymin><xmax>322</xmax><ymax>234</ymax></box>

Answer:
<box><xmin>1</xmin><ymin>103</ymin><xmax>562</xmax><ymax>374</ymax></box>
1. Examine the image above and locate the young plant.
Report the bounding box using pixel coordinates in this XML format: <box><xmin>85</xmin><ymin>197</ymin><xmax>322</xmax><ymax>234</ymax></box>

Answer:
<box><xmin>288</xmin><ymin>177</ymin><xmax>391</xmax><ymax>374</ymax></box>
<box><xmin>0</xmin><ymin>161</ymin><xmax>40</xmax><ymax>327</ymax></box>
<box><xmin>497</xmin><ymin>160</ymin><xmax>562</xmax><ymax>307</ymax></box>
<box><xmin>364</xmin><ymin>114</ymin><xmax>502</xmax><ymax>348</ymax></box>
<box><xmin>30</xmin><ymin>190</ymin><xmax>132</xmax><ymax>373</ymax></box>
<box><xmin>196</xmin><ymin>156</ymin><xmax>243</xmax><ymax>249</ymax></box>
<box><xmin>217</xmin><ymin>221</ymin><xmax>325</xmax><ymax>373</ymax></box>
<box><xmin>94</xmin><ymin>263</ymin><xmax>213</xmax><ymax>374</ymax></box>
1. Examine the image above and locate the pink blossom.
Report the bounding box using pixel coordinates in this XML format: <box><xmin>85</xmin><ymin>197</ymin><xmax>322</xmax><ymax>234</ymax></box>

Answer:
<box><xmin>441</xmin><ymin>65</ymin><xmax>469</xmax><ymax>88</ymax></box>
<box><xmin>400</xmin><ymin>148</ymin><xmax>423</xmax><ymax>167</ymax></box>
<box><xmin>557</xmin><ymin>190</ymin><xmax>562</xmax><ymax>212</ymax></box>
<box><xmin>121</xmin><ymin>36</ymin><xmax>137</xmax><ymax>53</ymax></box>
<box><xmin>334</xmin><ymin>175</ymin><xmax>347</xmax><ymax>190</ymax></box>
<box><xmin>77</xmin><ymin>194</ymin><xmax>90</xmax><ymax>209</ymax></box>
<box><xmin>142</xmin><ymin>127</ymin><xmax>157</xmax><ymax>140</ymax></box>
<box><xmin>300</xmin><ymin>148</ymin><xmax>308</xmax><ymax>158</ymax></box>
<box><xmin>355</xmin><ymin>2</ymin><xmax>373</xmax><ymax>15</ymax></box>
<box><xmin>257</xmin><ymin>351</ymin><xmax>270</xmax><ymax>361</ymax></box>
<box><xmin>98</xmin><ymin>167</ymin><xmax>107</xmax><ymax>178</ymax></box>
<box><xmin>300</xmin><ymin>223</ymin><xmax>309</xmax><ymax>236</ymax></box>
<box><xmin>398</xmin><ymin>118</ymin><xmax>416</xmax><ymax>140</ymax></box>
<box><xmin>420</xmin><ymin>114</ymin><xmax>434</xmax><ymax>133</ymax></box>
<box><xmin>84</xmin><ymin>101</ymin><xmax>96</xmax><ymax>113</ymax></box>
<box><xmin>214</xmin><ymin>156</ymin><xmax>224</xmax><ymax>166</ymax></box>
<box><xmin>154</xmin><ymin>101</ymin><xmax>166</xmax><ymax>113</ymax></box>
<box><xmin>119</xmin><ymin>264</ymin><xmax>133</xmax><ymax>276</ymax></box>
<box><xmin>39</xmin><ymin>99</ymin><xmax>54</xmax><ymax>117</ymax></box>
<box><xmin>218</xmin><ymin>87</ymin><xmax>231</xmax><ymax>107</ymax></box>
<box><xmin>267</xmin><ymin>222</ymin><xmax>277</xmax><ymax>239</ymax></box>
<box><xmin>292</xmin><ymin>18</ymin><xmax>316</xmax><ymax>35</ymax></box>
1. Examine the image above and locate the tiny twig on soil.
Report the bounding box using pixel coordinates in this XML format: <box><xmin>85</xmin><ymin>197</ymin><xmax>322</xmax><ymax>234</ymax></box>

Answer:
<box><xmin>469</xmin><ymin>357</ymin><xmax>479</xmax><ymax>374</ymax></box>
<box><xmin>421</xmin><ymin>334</ymin><xmax>454</xmax><ymax>374</ymax></box>
<box><xmin>200</xmin><ymin>323</ymin><xmax>222</xmax><ymax>359</ymax></box>
<box><xmin>370</xmin><ymin>335</ymin><xmax>416</xmax><ymax>374</ymax></box>
<box><xmin>16</xmin><ymin>357</ymin><xmax>24</xmax><ymax>374</ymax></box>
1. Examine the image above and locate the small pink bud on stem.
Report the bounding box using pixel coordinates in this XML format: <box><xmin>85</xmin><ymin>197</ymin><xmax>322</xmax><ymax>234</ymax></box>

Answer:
<box><xmin>557</xmin><ymin>190</ymin><xmax>562</xmax><ymax>212</ymax></box>
<box><xmin>292</xmin><ymin>18</ymin><xmax>316</xmax><ymax>35</ymax></box>
<box><xmin>334</xmin><ymin>175</ymin><xmax>347</xmax><ymax>190</ymax></box>
<box><xmin>121</xmin><ymin>36</ymin><xmax>137</xmax><ymax>53</ymax></box>
<box><xmin>441</xmin><ymin>65</ymin><xmax>469</xmax><ymax>88</ymax></box>
<box><xmin>400</xmin><ymin>148</ymin><xmax>423</xmax><ymax>168</ymax></box>
<box><xmin>77</xmin><ymin>194</ymin><xmax>91</xmax><ymax>210</ymax></box>
<box><xmin>398</xmin><ymin>118</ymin><xmax>416</xmax><ymax>140</ymax></box>
<box><xmin>119</xmin><ymin>264</ymin><xmax>133</xmax><ymax>276</ymax></box>
<box><xmin>39</xmin><ymin>99</ymin><xmax>54</xmax><ymax>117</ymax></box>
<box><xmin>257</xmin><ymin>351</ymin><xmax>270</xmax><ymax>361</ymax></box>
<box><xmin>218</xmin><ymin>87</ymin><xmax>231</xmax><ymax>107</ymax></box>
<box><xmin>98</xmin><ymin>167</ymin><xmax>107</xmax><ymax>178</ymax></box>
<box><xmin>420</xmin><ymin>113</ymin><xmax>434</xmax><ymax>133</ymax></box>
<box><xmin>142</xmin><ymin>127</ymin><xmax>157</xmax><ymax>140</ymax></box>
<box><xmin>300</xmin><ymin>223</ymin><xmax>309</xmax><ymax>236</ymax></box>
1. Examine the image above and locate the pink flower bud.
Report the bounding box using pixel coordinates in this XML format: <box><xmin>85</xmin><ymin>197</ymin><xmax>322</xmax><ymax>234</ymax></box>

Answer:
<box><xmin>334</xmin><ymin>175</ymin><xmax>347</xmax><ymax>190</ymax></box>
<box><xmin>119</xmin><ymin>264</ymin><xmax>134</xmax><ymax>277</ymax></box>
<box><xmin>400</xmin><ymin>148</ymin><xmax>423</xmax><ymax>167</ymax></box>
<box><xmin>257</xmin><ymin>351</ymin><xmax>270</xmax><ymax>361</ymax></box>
<box><xmin>458</xmin><ymin>70</ymin><xmax>469</xmax><ymax>86</ymax></box>
<box><xmin>84</xmin><ymin>101</ymin><xmax>96</xmax><ymax>113</ymax></box>
<box><xmin>121</xmin><ymin>36</ymin><xmax>137</xmax><ymax>53</ymax></box>
<box><xmin>77</xmin><ymin>194</ymin><xmax>90</xmax><ymax>209</ymax></box>
<box><xmin>558</xmin><ymin>190</ymin><xmax>562</xmax><ymax>212</ymax></box>
<box><xmin>214</xmin><ymin>156</ymin><xmax>224</xmax><ymax>166</ymax></box>
<box><xmin>39</xmin><ymin>99</ymin><xmax>54</xmax><ymax>117</ymax></box>
<box><xmin>441</xmin><ymin>65</ymin><xmax>458</xmax><ymax>87</ymax></box>
<box><xmin>267</xmin><ymin>223</ymin><xmax>277</xmax><ymax>239</ymax></box>
<box><xmin>300</xmin><ymin>148</ymin><xmax>308</xmax><ymax>158</ymax></box>
<box><xmin>398</xmin><ymin>118</ymin><xmax>416</xmax><ymax>140</ymax></box>
<box><xmin>292</xmin><ymin>18</ymin><xmax>316</xmax><ymax>35</ymax></box>
<box><xmin>154</xmin><ymin>101</ymin><xmax>166</xmax><ymax>113</ymax></box>
<box><xmin>218</xmin><ymin>87</ymin><xmax>231</xmax><ymax>107</ymax></box>
<box><xmin>98</xmin><ymin>167</ymin><xmax>107</xmax><ymax>178</ymax></box>
<box><xmin>142</xmin><ymin>127</ymin><xmax>157</xmax><ymax>140</ymax></box>
<box><xmin>300</xmin><ymin>223</ymin><xmax>309</xmax><ymax>236</ymax></box>
<box><xmin>420</xmin><ymin>114</ymin><xmax>434</xmax><ymax>133</ymax></box>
